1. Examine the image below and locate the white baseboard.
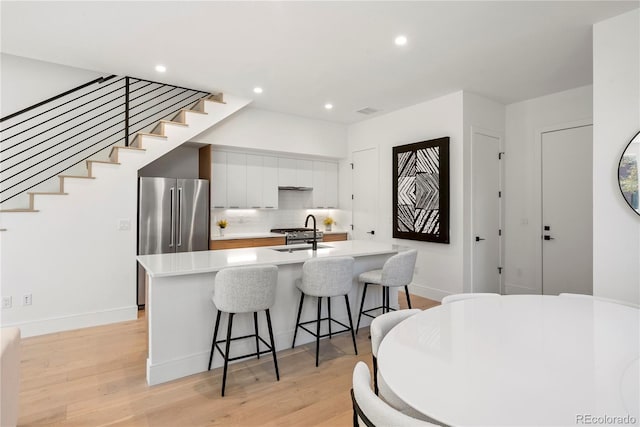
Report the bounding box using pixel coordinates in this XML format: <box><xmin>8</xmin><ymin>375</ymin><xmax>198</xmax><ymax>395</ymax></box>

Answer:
<box><xmin>3</xmin><ymin>306</ymin><xmax>139</xmax><ymax>338</ymax></box>
<box><xmin>504</xmin><ymin>282</ymin><xmax>538</xmax><ymax>295</ymax></box>
<box><xmin>408</xmin><ymin>283</ymin><xmax>450</xmax><ymax>302</ymax></box>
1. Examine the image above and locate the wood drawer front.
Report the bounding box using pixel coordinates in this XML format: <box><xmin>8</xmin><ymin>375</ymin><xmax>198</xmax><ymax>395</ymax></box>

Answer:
<box><xmin>323</xmin><ymin>233</ymin><xmax>348</xmax><ymax>242</ymax></box>
<box><xmin>210</xmin><ymin>236</ymin><xmax>286</xmax><ymax>250</ymax></box>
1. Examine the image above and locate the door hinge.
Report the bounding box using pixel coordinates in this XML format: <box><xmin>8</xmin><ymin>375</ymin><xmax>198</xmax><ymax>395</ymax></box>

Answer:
<box><xmin>498</xmin><ymin>229</ymin><xmax>502</xmax><ymax>236</ymax></box>
<box><xmin>350</xmin><ymin>224</ymin><xmax>354</xmax><ymax>230</ymax></box>
<box><xmin>498</xmin><ymin>152</ymin><xmax>505</xmax><ymax>160</ymax></box>
<box><xmin>498</xmin><ymin>191</ymin><xmax>502</xmax><ymax>198</ymax></box>
<box><xmin>351</xmin><ymin>194</ymin><xmax>354</xmax><ymax>200</ymax></box>
<box><xmin>498</xmin><ymin>267</ymin><xmax>503</xmax><ymax>274</ymax></box>
<box><xmin>350</xmin><ymin>163</ymin><xmax>354</xmax><ymax>169</ymax></box>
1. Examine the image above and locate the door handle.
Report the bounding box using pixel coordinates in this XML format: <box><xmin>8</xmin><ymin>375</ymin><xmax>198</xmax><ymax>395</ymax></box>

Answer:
<box><xmin>177</xmin><ymin>187</ymin><xmax>183</xmax><ymax>247</ymax></box>
<box><xmin>475</xmin><ymin>236</ymin><xmax>485</xmax><ymax>242</ymax></box>
<box><xmin>544</xmin><ymin>235</ymin><xmax>555</xmax><ymax>240</ymax></box>
<box><xmin>366</xmin><ymin>230</ymin><xmax>375</xmax><ymax>235</ymax></box>
<box><xmin>169</xmin><ymin>187</ymin><xmax>175</xmax><ymax>247</ymax></box>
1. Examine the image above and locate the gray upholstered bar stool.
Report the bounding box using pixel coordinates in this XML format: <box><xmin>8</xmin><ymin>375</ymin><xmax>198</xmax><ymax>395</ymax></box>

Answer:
<box><xmin>292</xmin><ymin>256</ymin><xmax>358</xmax><ymax>367</ymax></box>
<box><xmin>356</xmin><ymin>249</ymin><xmax>418</xmax><ymax>332</ymax></box>
<box><xmin>208</xmin><ymin>265</ymin><xmax>279</xmax><ymax>396</ymax></box>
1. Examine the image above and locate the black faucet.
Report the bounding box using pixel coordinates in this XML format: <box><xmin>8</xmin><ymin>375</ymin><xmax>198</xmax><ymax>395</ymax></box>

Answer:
<box><xmin>305</xmin><ymin>214</ymin><xmax>318</xmax><ymax>251</ymax></box>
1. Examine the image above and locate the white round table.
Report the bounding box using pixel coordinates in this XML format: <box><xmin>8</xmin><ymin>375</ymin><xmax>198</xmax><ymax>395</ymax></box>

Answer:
<box><xmin>377</xmin><ymin>295</ymin><xmax>640</xmax><ymax>426</ymax></box>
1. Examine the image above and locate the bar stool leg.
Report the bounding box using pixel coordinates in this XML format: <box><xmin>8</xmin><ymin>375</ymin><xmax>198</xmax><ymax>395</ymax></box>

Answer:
<box><xmin>316</xmin><ymin>296</ymin><xmax>322</xmax><ymax>367</ymax></box>
<box><xmin>373</xmin><ymin>355</ymin><xmax>379</xmax><ymax>395</ymax></box>
<box><xmin>355</xmin><ymin>283</ymin><xmax>369</xmax><ymax>333</ymax></box>
<box><xmin>292</xmin><ymin>292</ymin><xmax>305</xmax><ymax>348</ymax></box>
<box><xmin>404</xmin><ymin>285</ymin><xmax>412</xmax><ymax>309</ymax></box>
<box><xmin>253</xmin><ymin>312</ymin><xmax>260</xmax><ymax>359</ymax></box>
<box><xmin>382</xmin><ymin>286</ymin><xmax>387</xmax><ymax>314</ymax></box>
<box><xmin>385</xmin><ymin>287</ymin><xmax>391</xmax><ymax>312</ymax></box>
<box><xmin>328</xmin><ymin>297</ymin><xmax>332</xmax><ymax>339</ymax></box>
<box><xmin>265</xmin><ymin>309</ymin><xmax>280</xmax><ymax>381</ymax></box>
<box><xmin>344</xmin><ymin>295</ymin><xmax>358</xmax><ymax>355</ymax></box>
<box><xmin>208</xmin><ymin>310</ymin><xmax>222</xmax><ymax>370</ymax></box>
<box><xmin>221</xmin><ymin>312</ymin><xmax>234</xmax><ymax>397</ymax></box>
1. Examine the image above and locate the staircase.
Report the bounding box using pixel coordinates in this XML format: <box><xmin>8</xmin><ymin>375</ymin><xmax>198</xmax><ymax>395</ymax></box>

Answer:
<box><xmin>0</xmin><ymin>78</ymin><xmax>250</xmax><ymax>337</ymax></box>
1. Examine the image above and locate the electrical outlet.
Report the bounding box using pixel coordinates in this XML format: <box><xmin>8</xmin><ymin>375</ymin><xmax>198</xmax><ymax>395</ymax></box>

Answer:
<box><xmin>23</xmin><ymin>294</ymin><xmax>32</xmax><ymax>306</ymax></box>
<box><xmin>1</xmin><ymin>296</ymin><xmax>12</xmax><ymax>309</ymax></box>
<box><xmin>118</xmin><ymin>219</ymin><xmax>131</xmax><ymax>231</ymax></box>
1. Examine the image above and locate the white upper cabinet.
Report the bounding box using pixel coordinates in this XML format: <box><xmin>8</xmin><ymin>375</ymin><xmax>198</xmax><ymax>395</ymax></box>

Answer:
<box><xmin>262</xmin><ymin>156</ymin><xmax>279</xmax><ymax>209</ymax></box>
<box><xmin>296</xmin><ymin>159</ymin><xmax>313</xmax><ymax>188</ymax></box>
<box><xmin>312</xmin><ymin>160</ymin><xmax>339</xmax><ymax>208</ymax></box>
<box><xmin>226</xmin><ymin>152</ymin><xmax>247</xmax><ymax>208</ymax></box>
<box><xmin>245</xmin><ymin>154</ymin><xmax>263</xmax><ymax>208</ymax></box>
<box><xmin>211</xmin><ymin>151</ymin><xmax>227</xmax><ymax>208</ymax></box>
<box><xmin>278</xmin><ymin>157</ymin><xmax>297</xmax><ymax>186</ymax></box>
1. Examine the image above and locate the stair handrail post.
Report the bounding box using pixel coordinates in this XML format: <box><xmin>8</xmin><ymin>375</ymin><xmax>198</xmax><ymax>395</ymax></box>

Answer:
<box><xmin>124</xmin><ymin>76</ymin><xmax>130</xmax><ymax>147</ymax></box>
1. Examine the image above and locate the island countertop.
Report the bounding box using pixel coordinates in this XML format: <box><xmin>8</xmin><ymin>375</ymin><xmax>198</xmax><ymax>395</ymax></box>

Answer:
<box><xmin>138</xmin><ymin>240</ymin><xmax>399</xmax><ymax>278</ymax></box>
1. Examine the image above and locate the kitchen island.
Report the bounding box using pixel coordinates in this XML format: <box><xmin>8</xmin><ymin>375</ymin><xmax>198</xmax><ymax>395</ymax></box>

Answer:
<box><xmin>138</xmin><ymin>240</ymin><xmax>400</xmax><ymax>385</ymax></box>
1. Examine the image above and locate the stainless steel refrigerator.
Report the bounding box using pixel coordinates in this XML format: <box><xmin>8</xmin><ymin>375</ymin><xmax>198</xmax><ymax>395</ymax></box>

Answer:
<box><xmin>137</xmin><ymin>177</ymin><xmax>209</xmax><ymax>306</ymax></box>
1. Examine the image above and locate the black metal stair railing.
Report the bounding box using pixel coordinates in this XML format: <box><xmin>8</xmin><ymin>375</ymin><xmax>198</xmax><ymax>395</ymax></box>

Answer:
<box><xmin>0</xmin><ymin>76</ymin><xmax>210</xmax><ymax>204</ymax></box>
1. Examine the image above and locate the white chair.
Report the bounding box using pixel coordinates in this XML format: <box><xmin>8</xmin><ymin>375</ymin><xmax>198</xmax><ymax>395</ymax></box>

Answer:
<box><xmin>208</xmin><ymin>265</ymin><xmax>279</xmax><ymax>396</ymax></box>
<box><xmin>292</xmin><ymin>256</ymin><xmax>357</xmax><ymax>367</ymax></box>
<box><xmin>1</xmin><ymin>327</ymin><xmax>20</xmax><ymax>427</ymax></box>
<box><xmin>356</xmin><ymin>249</ymin><xmax>418</xmax><ymax>332</ymax></box>
<box><xmin>351</xmin><ymin>361</ymin><xmax>437</xmax><ymax>427</ymax></box>
<box><xmin>441</xmin><ymin>292</ymin><xmax>501</xmax><ymax>305</ymax></box>
<box><xmin>559</xmin><ymin>293</ymin><xmax>640</xmax><ymax>308</ymax></box>
<box><xmin>370</xmin><ymin>309</ymin><xmax>421</xmax><ymax>395</ymax></box>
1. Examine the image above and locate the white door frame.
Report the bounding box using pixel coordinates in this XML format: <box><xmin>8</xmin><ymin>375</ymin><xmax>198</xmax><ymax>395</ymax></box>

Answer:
<box><xmin>535</xmin><ymin>118</ymin><xmax>593</xmax><ymax>294</ymax></box>
<box><xmin>470</xmin><ymin>126</ymin><xmax>505</xmax><ymax>293</ymax></box>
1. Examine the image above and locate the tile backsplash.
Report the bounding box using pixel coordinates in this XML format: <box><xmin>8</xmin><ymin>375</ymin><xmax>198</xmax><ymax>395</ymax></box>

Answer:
<box><xmin>211</xmin><ymin>190</ymin><xmax>349</xmax><ymax>237</ymax></box>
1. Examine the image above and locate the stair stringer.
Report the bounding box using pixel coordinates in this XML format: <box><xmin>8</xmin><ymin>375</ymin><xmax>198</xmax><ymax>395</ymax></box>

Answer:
<box><xmin>0</xmin><ymin>94</ymin><xmax>251</xmax><ymax>337</ymax></box>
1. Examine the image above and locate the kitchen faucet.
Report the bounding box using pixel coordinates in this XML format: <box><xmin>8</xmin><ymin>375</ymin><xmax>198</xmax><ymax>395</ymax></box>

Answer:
<box><xmin>304</xmin><ymin>214</ymin><xmax>318</xmax><ymax>251</ymax></box>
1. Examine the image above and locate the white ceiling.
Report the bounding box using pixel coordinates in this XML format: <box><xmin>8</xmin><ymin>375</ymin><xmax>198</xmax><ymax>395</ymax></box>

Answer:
<box><xmin>1</xmin><ymin>1</ymin><xmax>638</xmax><ymax>124</ymax></box>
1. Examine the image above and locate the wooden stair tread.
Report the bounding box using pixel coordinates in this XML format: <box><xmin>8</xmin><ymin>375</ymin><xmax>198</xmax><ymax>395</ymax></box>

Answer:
<box><xmin>157</xmin><ymin>120</ymin><xmax>188</xmax><ymax>127</ymax></box>
<box><xmin>28</xmin><ymin>192</ymin><xmax>68</xmax><ymax>196</ymax></box>
<box><xmin>59</xmin><ymin>175</ymin><xmax>95</xmax><ymax>179</ymax></box>
<box><xmin>0</xmin><ymin>209</ymin><xmax>39</xmax><ymax>213</ymax></box>
<box><xmin>86</xmin><ymin>160</ymin><xmax>121</xmax><ymax>165</ymax></box>
<box><xmin>181</xmin><ymin>108</ymin><xmax>207</xmax><ymax>115</ymax></box>
<box><xmin>135</xmin><ymin>132</ymin><xmax>168</xmax><ymax>139</ymax></box>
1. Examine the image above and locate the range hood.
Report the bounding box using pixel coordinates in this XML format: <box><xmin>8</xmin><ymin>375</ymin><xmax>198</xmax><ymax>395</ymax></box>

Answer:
<box><xmin>278</xmin><ymin>186</ymin><xmax>313</xmax><ymax>191</ymax></box>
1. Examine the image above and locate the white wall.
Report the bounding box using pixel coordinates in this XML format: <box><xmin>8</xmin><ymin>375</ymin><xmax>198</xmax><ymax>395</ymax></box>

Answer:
<box><xmin>463</xmin><ymin>92</ymin><xmax>506</xmax><ymax>292</ymax></box>
<box><xmin>347</xmin><ymin>91</ymin><xmax>465</xmax><ymax>300</ymax></box>
<box><xmin>503</xmin><ymin>85</ymin><xmax>593</xmax><ymax>294</ymax></box>
<box><xmin>139</xmin><ymin>145</ymin><xmax>200</xmax><ymax>179</ymax></box>
<box><xmin>0</xmin><ymin>53</ymin><xmax>104</xmax><ymax>117</ymax></box>
<box><xmin>593</xmin><ymin>9</ymin><xmax>640</xmax><ymax>305</ymax></box>
<box><xmin>192</xmin><ymin>107</ymin><xmax>348</xmax><ymax>159</ymax></box>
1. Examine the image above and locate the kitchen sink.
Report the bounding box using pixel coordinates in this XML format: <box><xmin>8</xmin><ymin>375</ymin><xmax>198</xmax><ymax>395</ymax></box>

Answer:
<box><xmin>272</xmin><ymin>244</ymin><xmax>331</xmax><ymax>253</ymax></box>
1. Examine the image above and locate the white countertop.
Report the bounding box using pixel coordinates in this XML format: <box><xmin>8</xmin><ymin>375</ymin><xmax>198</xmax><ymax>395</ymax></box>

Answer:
<box><xmin>210</xmin><ymin>232</ymin><xmax>284</xmax><ymax>241</ymax></box>
<box><xmin>210</xmin><ymin>230</ymin><xmax>349</xmax><ymax>240</ymax></box>
<box><xmin>138</xmin><ymin>240</ymin><xmax>397</xmax><ymax>278</ymax></box>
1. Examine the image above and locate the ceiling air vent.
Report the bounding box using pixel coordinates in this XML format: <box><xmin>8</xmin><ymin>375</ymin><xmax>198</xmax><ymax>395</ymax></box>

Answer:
<box><xmin>356</xmin><ymin>107</ymin><xmax>379</xmax><ymax>115</ymax></box>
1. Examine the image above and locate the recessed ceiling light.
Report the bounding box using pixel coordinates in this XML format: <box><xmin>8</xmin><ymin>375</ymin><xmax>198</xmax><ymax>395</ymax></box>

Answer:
<box><xmin>394</xmin><ymin>35</ymin><xmax>408</xmax><ymax>46</ymax></box>
<box><xmin>155</xmin><ymin>64</ymin><xmax>167</xmax><ymax>73</ymax></box>
<box><xmin>324</xmin><ymin>103</ymin><xmax>333</xmax><ymax>110</ymax></box>
<box><xmin>253</xmin><ymin>87</ymin><xmax>263</xmax><ymax>94</ymax></box>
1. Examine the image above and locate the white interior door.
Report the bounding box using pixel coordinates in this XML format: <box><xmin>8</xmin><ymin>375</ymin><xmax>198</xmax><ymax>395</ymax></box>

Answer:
<box><xmin>472</xmin><ymin>131</ymin><xmax>502</xmax><ymax>293</ymax></box>
<box><xmin>542</xmin><ymin>125</ymin><xmax>593</xmax><ymax>295</ymax></box>
<box><xmin>352</xmin><ymin>148</ymin><xmax>378</xmax><ymax>240</ymax></box>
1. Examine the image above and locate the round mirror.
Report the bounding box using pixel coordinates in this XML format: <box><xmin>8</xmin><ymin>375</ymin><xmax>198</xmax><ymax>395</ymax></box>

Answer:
<box><xmin>618</xmin><ymin>130</ymin><xmax>640</xmax><ymax>216</ymax></box>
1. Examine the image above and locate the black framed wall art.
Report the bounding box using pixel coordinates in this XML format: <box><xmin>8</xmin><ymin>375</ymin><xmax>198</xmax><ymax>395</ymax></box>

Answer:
<box><xmin>392</xmin><ymin>137</ymin><xmax>450</xmax><ymax>244</ymax></box>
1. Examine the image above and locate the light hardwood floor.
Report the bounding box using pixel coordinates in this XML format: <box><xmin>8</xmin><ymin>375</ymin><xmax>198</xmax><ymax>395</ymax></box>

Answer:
<box><xmin>18</xmin><ymin>293</ymin><xmax>439</xmax><ymax>426</ymax></box>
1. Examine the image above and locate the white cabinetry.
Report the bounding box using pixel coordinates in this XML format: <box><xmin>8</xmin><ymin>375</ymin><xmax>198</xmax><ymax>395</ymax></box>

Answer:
<box><xmin>211</xmin><ymin>151</ymin><xmax>227</xmax><ymax>208</ymax></box>
<box><xmin>312</xmin><ymin>161</ymin><xmax>339</xmax><ymax>208</ymax></box>
<box><xmin>211</xmin><ymin>151</ymin><xmax>279</xmax><ymax>209</ymax></box>
<box><xmin>278</xmin><ymin>157</ymin><xmax>313</xmax><ymax>188</ymax></box>
<box><xmin>226</xmin><ymin>152</ymin><xmax>247</xmax><ymax>208</ymax></box>
<box><xmin>246</xmin><ymin>154</ymin><xmax>263</xmax><ymax>208</ymax></box>
<box><xmin>262</xmin><ymin>156</ymin><xmax>278</xmax><ymax>209</ymax></box>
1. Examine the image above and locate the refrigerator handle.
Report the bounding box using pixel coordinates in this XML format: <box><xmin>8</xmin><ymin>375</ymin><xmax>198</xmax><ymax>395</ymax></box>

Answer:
<box><xmin>169</xmin><ymin>187</ymin><xmax>175</xmax><ymax>247</ymax></box>
<box><xmin>177</xmin><ymin>187</ymin><xmax>183</xmax><ymax>247</ymax></box>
